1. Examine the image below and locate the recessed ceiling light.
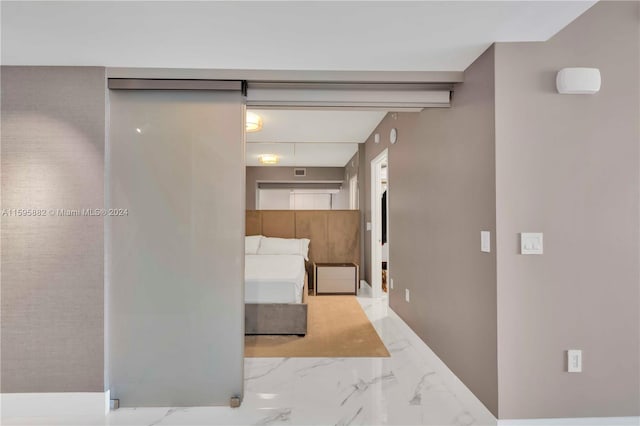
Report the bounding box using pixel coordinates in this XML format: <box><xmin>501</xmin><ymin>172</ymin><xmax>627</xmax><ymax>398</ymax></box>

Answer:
<box><xmin>246</xmin><ymin>111</ymin><xmax>263</xmax><ymax>132</ymax></box>
<box><xmin>259</xmin><ymin>154</ymin><xmax>278</xmax><ymax>165</ymax></box>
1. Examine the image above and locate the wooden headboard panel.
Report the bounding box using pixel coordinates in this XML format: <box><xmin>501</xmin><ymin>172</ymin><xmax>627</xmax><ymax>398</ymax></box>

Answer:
<box><xmin>246</xmin><ymin>210</ymin><xmax>360</xmax><ymax>267</ymax></box>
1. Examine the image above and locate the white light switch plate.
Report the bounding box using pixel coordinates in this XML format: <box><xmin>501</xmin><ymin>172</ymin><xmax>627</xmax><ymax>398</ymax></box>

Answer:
<box><xmin>366</xmin><ymin>222</ymin><xmax>372</xmax><ymax>231</ymax></box>
<box><xmin>390</xmin><ymin>278</ymin><xmax>394</xmax><ymax>289</ymax></box>
<box><xmin>405</xmin><ymin>289</ymin><xmax>410</xmax><ymax>302</ymax></box>
<box><xmin>521</xmin><ymin>232</ymin><xmax>543</xmax><ymax>254</ymax></box>
<box><xmin>567</xmin><ymin>349</ymin><xmax>582</xmax><ymax>373</ymax></box>
<box><xmin>481</xmin><ymin>231</ymin><xmax>491</xmax><ymax>253</ymax></box>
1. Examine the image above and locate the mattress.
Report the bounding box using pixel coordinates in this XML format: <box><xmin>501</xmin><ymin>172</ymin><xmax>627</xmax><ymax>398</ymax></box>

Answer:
<box><xmin>245</xmin><ymin>254</ymin><xmax>306</xmax><ymax>304</ymax></box>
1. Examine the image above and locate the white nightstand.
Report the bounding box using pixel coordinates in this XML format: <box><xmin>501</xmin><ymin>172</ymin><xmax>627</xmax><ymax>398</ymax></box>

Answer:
<box><xmin>314</xmin><ymin>262</ymin><xmax>359</xmax><ymax>295</ymax></box>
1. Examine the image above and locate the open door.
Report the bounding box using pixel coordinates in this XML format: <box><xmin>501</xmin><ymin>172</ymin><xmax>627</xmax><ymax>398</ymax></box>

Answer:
<box><xmin>107</xmin><ymin>82</ymin><xmax>245</xmax><ymax>406</ymax></box>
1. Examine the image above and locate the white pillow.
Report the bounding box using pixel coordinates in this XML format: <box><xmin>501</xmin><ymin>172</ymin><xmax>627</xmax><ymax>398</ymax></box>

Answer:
<box><xmin>257</xmin><ymin>237</ymin><xmax>310</xmax><ymax>260</ymax></box>
<box><xmin>245</xmin><ymin>235</ymin><xmax>263</xmax><ymax>254</ymax></box>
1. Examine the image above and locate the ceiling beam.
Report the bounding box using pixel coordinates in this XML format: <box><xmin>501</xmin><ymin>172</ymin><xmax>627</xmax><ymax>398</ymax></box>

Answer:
<box><xmin>106</xmin><ymin>68</ymin><xmax>464</xmax><ymax>84</ymax></box>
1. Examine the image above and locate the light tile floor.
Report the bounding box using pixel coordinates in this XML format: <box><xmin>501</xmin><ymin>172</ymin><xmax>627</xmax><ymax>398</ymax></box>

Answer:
<box><xmin>3</xmin><ymin>288</ymin><xmax>497</xmax><ymax>426</ymax></box>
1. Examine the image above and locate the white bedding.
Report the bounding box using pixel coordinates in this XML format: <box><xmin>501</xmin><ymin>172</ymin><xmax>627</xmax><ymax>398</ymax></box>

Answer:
<box><xmin>245</xmin><ymin>254</ymin><xmax>306</xmax><ymax>304</ymax></box>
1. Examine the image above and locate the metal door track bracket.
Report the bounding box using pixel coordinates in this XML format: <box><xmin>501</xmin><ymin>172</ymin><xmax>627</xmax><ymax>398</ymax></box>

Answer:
<box><xmin>230</xmin><ymin>396</ymin><xmax>241</xmax><ymax>408</ymax></box>
<box><xmin>110</xmin><ymin>399</ymin><xmax>120</xmax><ymax>410</ymax></box>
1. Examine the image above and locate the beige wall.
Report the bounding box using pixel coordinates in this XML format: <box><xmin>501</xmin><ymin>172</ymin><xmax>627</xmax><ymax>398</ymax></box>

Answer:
<box><xmin>1</xmin><ymin>67</ymin><xmax>106</xmax><ymax>392</ymax></box>
<box><xmin>246</xmin><ymin>166</ymin><xmax>345</xmax><ymax>209</ymax></box>
<box><xmin>494</xmin><ymin>1</ymin><xmax>640</xmax><ymax>419</ymax></box>
<box><xmin>362</xmin><ymin>46</ymin><xmax>499</xmax><ymax>415</ymax></box>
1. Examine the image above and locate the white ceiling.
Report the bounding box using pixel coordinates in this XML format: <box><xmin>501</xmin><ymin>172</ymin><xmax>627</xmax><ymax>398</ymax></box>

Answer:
<box><xmin>246</xmin><ymin>142</ymin><xmax>358</xmax><ymax>167</ymax></box>
<box><xmin>1</xmin><ymin>1</ymin><xmax>596</xmax><ymax>71</ymax></box>
<box><xmin>247</xmin><ymin>109</ymin><xmax>386</xmax><ymax>143</ymax></box>
<box><xmin>246</xmin><ymin>109</ymin><xmax>384</xmax><ymax>167</ymax></box>
<box><xmin>3</xmin><ymin>1</ymin><xmax>596</xmax><ymax>168</ymax></box>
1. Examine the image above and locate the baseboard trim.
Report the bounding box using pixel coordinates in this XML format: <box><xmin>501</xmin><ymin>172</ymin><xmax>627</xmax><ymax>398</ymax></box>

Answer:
<box><xmin>498</xmin><ymin>417</ymin><xmax>640</xmax><ymax>425</ymax></box>
<box><xmin>1</xmin><ymin>391</ymin><xmax>110</xmax><ymax>418</ymax></box>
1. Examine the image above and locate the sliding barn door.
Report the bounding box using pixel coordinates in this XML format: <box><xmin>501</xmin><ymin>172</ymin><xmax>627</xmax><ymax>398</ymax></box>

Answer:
<box><xmin>108</xmin><ymin>86</ymin><xmax>245</xmax><ymax>406</ymax></box>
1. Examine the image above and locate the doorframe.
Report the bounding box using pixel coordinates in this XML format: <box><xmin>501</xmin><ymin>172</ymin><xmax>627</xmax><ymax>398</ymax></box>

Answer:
<box><xmin>370</xmin><ymin>148</ymin><xmax>388</xmax><ymax>300</ymax></box>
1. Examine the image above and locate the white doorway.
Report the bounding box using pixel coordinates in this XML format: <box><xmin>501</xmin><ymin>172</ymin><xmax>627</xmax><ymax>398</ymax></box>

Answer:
<box><xmin>370</xmin><ymin>148</ymin><xmax>389</xmax><ymax>301</ymax></box>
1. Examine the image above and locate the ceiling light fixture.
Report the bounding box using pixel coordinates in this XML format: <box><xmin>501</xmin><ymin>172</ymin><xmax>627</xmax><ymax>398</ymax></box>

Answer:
<box><xmin>259</xmin><ymin>154</ymin><xmax>278</xmax><ymax>165</ymax></box>
<box><xmin>246</xmin><ymin>111</ymin><xmax>263</xmax><ymax>132</ymax></box>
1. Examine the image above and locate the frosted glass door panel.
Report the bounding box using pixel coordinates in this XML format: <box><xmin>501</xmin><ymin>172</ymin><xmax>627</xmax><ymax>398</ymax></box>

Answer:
<box><xmin>108</xmin><ymin>89</ymin><xmax>245</xmax><ymax>406</ymax></box>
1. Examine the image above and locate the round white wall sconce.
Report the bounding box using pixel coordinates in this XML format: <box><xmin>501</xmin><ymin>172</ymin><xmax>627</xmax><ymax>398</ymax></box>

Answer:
<box><xmin>390</xmin><ymin>128</ymin><xmax>398</xmax><ymax>144</ymax></box>
<box><xmin>556</xmin><ymin>68</ymin><xmax>601</xmax><ymax>94</ymax></box>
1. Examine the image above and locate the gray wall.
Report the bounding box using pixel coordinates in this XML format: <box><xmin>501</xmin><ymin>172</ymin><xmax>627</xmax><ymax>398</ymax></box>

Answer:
<box><xmin>494</xmin><ymin>1</ymin><xmax>640</xmax><ymax>419</ymax></box>
<box><xmin>344</xmin><ymin>151</ymin><xmax>359</xmax><ymax>208</ymax></box>
<box><xmin>357</xmin><ymin>144</ymin><xmax>367</xmax><ymax>279</ymax></box>
<box><xmin>108</xmin><ymin>89</ymin><xmax>245</xmax><ymax>406</ymax></box>
<box><xmin>246</xmin><ymin>166</ymin><xmax>345</xmax><ymax>209</ymax></box>
<box><xmin>344</xmin><ymin>151</ymin><xmax>359</xmax><ymax>188</ymax></box>
<box><xmin>1</xmin><ymin>67</ymin><xmax>106</xmax><ymax>392</ymax></box>
<box><xmin>362</xmin><ymin>47</ymin><xmax>499</xmax><ymax>415</ymax></box>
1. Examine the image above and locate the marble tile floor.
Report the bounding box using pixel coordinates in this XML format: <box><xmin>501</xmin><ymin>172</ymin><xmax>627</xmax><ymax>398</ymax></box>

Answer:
<box><xmin>3</xmin><ymin>289</ymin><xmax>497</xmax><ymax>426</ymax></box>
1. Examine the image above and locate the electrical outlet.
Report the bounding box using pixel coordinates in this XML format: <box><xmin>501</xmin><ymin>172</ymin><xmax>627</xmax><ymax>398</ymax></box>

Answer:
<box><xmin>567</xmin><ymin>350</ymin><xmax>582</xmax><ymax>373</ymax></box>
<box><xmin>390</xmin><ymin>278</ymin><xmax>394</xmax><ymax>289</ymax></box>
<box><xmin>405</xmin><ymin>288</ymin><xmax>410</xmax><ymax>302</ymax></box>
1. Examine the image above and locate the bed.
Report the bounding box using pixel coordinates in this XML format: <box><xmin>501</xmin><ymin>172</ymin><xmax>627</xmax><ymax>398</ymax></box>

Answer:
<box><xmin>244</xmin><ymin>236</ymin><xmax>309</xmax><ymax>336</ymax></box>
<box><xmin>245</xmin><ymin>254</ymin><xmax>306</xmax><ymax>304</ymax></box>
